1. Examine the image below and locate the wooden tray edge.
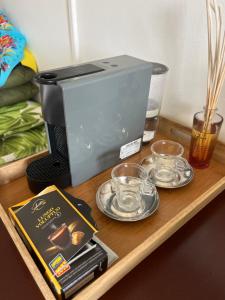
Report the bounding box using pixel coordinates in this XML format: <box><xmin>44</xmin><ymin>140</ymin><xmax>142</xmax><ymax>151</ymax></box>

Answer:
<box><xmin>0</xmin><ymin>150</ymin><xmax>48</xmax><ymax>185</ymax></box>
<box><xmin>74</xmin><ymin>177</ymin><xmax>225</xmax><ymax>300</ymax></box>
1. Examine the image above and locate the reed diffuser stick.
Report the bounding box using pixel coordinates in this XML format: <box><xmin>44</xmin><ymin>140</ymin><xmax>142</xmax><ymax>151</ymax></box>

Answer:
<box><xmin>190</xmin><ymin>0</ymin><xmax>225</xmax><ymax>166</ymax></box>
<box><xmin>205</xmin><ymin>0</ymin><xmax>225</xmax><ymax>112</ymax></box>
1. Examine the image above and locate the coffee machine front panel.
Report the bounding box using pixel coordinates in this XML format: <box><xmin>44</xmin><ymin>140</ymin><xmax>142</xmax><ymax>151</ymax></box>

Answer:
<box><xmin>60</xmin><ymin>56</ymin><xmax>151</xmax><ymax>186</ymax></box>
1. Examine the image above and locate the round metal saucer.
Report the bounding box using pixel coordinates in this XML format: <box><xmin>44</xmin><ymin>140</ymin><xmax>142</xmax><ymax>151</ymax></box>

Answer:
<box><xmin>96</xmin><ymin>179</ymin><xmax>159</xmax><ymax>222</ymax></box>
<box><xmin>141</xmin><ymin>155</ymin><xmax>194</xmax><ymax>189</ymax></box>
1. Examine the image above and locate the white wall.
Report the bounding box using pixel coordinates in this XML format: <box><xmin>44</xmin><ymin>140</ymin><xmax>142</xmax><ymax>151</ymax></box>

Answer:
<box><xmin>75</xmin><ymin>0</ymin><xmax>225</xmax><ymax>142</ymax></box>
<box><xmin>1</xmin><ymin>0</ymin><xmax>73</xmax><ymax>70</ymax></box>
<box><xmin>1</xmin><ymin>0</ymin><xmax>225</xmax><ymax>141</ymax></box>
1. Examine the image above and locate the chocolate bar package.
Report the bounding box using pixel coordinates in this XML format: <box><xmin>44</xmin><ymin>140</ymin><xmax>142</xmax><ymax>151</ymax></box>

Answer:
<box><xmin>9</xmin><ymin>186</ymin><xmax>108</xmax><ymax>299</ymax></box>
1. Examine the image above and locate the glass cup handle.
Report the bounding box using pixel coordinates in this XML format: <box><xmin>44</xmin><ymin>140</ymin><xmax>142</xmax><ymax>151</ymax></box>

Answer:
<box><xmin>175</xmin><ymin>157</ymin><xmax>191</xmax><ymax>172</ymax></box>
<box><xmin>141</xmin><ymin>178</ymin><xmax>156</xmax><ymax>196</ymax></box>
<box><xmin>111</xmin><ymin>179</ymin><xmax>116</xmax><ymax>193</ymax></box>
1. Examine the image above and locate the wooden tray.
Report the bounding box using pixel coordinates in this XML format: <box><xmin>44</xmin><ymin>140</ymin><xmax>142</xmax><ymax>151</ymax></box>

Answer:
<box><xmin>0</xmin><ymin>150</ymin><xmax>47</xmax><ymax>185</ymax></box>
<box><xmin>0</xmin><ymin>117</ymin><xmax>225</xmax><ymax>300</ymax></box>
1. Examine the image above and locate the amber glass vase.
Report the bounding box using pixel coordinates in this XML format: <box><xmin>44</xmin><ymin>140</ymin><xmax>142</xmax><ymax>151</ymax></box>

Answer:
<box><xmin>189</xmin><ymin>109</ymin><xmax>223</xmax><ymax>168</ymax></box>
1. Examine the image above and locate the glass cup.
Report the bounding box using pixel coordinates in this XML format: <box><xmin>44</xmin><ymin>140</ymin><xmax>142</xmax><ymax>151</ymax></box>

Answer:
<box><xmin>111</xmin><ymin>163</ymin><xmax>156</xmax><ymax>213</ymax></box>
<box><xmin>189</xmin><ymin>108</ymin><xmax>223</xmax><ymax>168</ymax></box>
<box><xmin>151</xmin><ymin>140</ymin><xmax>189</xmax><ymax>183</ymax></box>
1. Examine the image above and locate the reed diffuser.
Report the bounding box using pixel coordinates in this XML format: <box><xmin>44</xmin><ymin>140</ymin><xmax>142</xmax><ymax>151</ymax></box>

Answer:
<box><xmin>189</xmin><ymin>0</ymin><xmax>225</xmax><ymax>168</ymax></box>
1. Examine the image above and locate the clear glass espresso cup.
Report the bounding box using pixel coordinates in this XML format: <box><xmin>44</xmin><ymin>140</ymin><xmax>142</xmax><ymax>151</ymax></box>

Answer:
<box><xmin>151</xmin><ymin>140</ymin><xmax>189</xmax><ymax>183</ymax></box>
<box><xmin>111</xmin><ymin>163</ymin><xmax>156</xmax><ymax>213</ymax></box>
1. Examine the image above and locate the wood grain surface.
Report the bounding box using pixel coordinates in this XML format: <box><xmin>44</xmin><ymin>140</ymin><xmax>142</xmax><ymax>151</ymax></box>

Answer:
<box><xmin>0</xmin><ymin>150</ymin><xmax>47</xmax><ymax>185</ymax></box>
<box><xmin>0</xmin><ymin>117</ymin><xmax>225</xmax><ymax>300</ymax></box>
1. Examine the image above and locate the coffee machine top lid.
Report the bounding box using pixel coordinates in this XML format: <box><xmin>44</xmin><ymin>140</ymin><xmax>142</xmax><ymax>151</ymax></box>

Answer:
<box><xmin>35</xmin><ymin>64</ymin><xmax>104</xmax><ymax>85</ymax></box>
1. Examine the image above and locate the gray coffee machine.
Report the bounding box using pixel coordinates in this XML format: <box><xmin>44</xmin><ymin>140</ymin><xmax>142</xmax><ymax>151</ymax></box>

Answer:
<box><xmin>26</xmin><ymin>55</ymin><xmax>152</xmax><ymax>192</ymax></box>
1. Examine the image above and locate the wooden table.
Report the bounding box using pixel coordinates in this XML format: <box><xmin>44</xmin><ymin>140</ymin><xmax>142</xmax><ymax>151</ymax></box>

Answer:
<box><xmin>0</xmin><ymin>117</ymin><xmax>225</xmax><ymax>300</ymax></box>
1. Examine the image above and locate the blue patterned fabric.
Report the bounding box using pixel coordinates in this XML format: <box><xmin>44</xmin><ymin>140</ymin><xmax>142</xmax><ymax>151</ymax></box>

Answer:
<box><xmin>0</xmin><ymin>11</ymin><xmax>26</xmax><ymax>87</ymax></box>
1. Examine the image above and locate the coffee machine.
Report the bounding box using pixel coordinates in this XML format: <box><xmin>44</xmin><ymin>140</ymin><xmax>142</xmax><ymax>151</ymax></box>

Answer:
<box><xmin>26</xmin><ymin>55</ymin><xmax>152</xmax><ymax>192</ymax></box>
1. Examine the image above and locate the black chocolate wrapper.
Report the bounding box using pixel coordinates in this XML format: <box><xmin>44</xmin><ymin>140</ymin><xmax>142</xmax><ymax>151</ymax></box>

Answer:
<box><xmin>60</xmin><ymin>190</ymin><xmax>96</xmax><ymax>229</ymax></box>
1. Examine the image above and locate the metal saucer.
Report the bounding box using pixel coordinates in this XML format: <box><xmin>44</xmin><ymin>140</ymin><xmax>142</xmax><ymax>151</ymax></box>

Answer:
<box><xmin>96</xmin><ymin>179</ymin><xmax>159</xmax><ymax>222</ymax></box>
<box><xmin>141</xmin><ymin>155</ymin><xmax>194</xmax><ymax>189</ymax></box>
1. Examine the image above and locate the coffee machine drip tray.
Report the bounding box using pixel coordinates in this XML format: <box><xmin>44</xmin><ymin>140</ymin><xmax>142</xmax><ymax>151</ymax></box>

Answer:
<box><xmin>26</xmin><ymin>154</ymin><xmax>71</xmax><ymax>193</ymax></box>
